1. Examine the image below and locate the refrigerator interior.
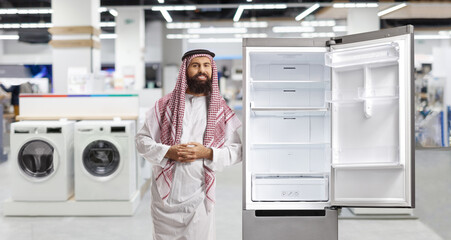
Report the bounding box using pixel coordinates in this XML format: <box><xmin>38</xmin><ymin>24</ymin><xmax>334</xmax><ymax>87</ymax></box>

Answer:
<box><xmin>246</xmin><ymin>48</ymin><xmax>332</xmax><ymax>207</ymax></box>
<box><xmin>245</xmin><ymin>35</ymin><xmax>412</xmax><ymax>209</ymax></box>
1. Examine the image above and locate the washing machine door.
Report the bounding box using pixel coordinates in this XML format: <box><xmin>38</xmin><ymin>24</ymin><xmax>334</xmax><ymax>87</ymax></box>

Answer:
<box><xmin>18</xmin><ymin>140</ymin><xmax>55</xmax><ymax>178</ymax></box>
<box><xmin>82</xmin><ymin>140</ymin><xmax>120</xmax><ymax>177</ymax></box>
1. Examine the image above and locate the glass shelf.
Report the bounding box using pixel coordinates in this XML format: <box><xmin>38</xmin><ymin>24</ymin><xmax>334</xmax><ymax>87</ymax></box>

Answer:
<box><xmin>251</xmin><ymin>143</ymin><xmax>329</xmax><ymax>149</ymax></box>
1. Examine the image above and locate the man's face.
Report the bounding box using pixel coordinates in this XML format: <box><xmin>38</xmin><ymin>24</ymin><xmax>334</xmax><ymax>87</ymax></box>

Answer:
<box><xmin>186</xmin><ymin>56</ymin><xmax>213</xmax><ymax>95</ymax></box>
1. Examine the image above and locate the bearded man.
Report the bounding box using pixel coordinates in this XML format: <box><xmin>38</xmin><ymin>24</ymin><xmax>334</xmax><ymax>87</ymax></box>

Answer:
<box><xmin>135</xmin><ymin>49</ymin><xmax>242</xmax><ymax>240</ymax></box>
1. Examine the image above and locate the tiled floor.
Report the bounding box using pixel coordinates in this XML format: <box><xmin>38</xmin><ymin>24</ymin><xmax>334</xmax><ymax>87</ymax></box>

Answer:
<box><xmin>0</xmin><ymin>150</ymin><xmax>446</xmax><ymax>240</ymax></box>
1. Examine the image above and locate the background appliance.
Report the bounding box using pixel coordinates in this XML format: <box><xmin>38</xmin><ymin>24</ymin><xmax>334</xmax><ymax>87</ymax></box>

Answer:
<box><xmin>74</xmin><ymin>120</ymin><xmax>137</xmax><ymax>201</ymax></box>
<box><xmin>10</xmin><ymin>120</ymin><xmax>75</xmax><ymax>201</ymax></box>
<box><xmin>242</xmin><ymin>26</ymin><xmax>415</xmax><ymax>240</ymax></box>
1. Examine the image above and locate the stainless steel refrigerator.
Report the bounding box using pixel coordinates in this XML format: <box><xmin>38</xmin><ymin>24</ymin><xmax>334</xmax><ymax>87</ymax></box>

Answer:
<box><xmin>242</xmin><ymin>26</ymin><xmax>415</xmax><ymax>240</ymax></box>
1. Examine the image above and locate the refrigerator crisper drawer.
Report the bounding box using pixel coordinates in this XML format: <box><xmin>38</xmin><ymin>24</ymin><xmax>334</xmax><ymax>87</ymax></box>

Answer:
<box><xmin>252</xmin><ymin>175</ymin><xmax>329</xmax><ymax>201</ymax></box>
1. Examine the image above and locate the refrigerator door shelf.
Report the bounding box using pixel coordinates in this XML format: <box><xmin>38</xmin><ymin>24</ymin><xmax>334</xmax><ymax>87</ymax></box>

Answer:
<box><xmin>326</xmin><ymin>87</ymin><xmax>399</xmax><ymax>103</ymax></box>
<box><xmin>325</xmin><ymin>42</ymin><xmax>399</xmax><ymax>69</ymax></box>
<box><xmin>252</xmin><ymin>174</ymin><xmax>329</xmax><ymax>202</ymax></box>
<box><xmin>332</xmin><ymin>162</ymin><xmax>403</xmax><ymax>169</ymax></box>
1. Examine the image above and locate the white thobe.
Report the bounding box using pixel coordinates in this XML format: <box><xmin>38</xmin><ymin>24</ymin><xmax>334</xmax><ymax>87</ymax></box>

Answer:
<box><xmin>135</xmin><ymin>94</ymin><xmax>242</xmax><ymax>240</ymax></box>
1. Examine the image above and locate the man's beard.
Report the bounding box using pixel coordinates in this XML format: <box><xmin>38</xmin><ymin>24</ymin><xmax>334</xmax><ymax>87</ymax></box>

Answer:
<box><xmin>187</xmin><ymin>73</ymin><xmax>212</xmax><ymax>95</ymax></box>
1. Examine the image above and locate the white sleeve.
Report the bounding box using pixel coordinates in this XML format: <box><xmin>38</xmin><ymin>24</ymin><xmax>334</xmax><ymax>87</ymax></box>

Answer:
<box><xmin>135</xmin><ymin>107</ymin><xmax>171</xmax><ymax>167</ymax></box>
<box><xmin>204</xmin><ymin>127</ymin><xmax>242</xmax><ymax>172</ymax></box>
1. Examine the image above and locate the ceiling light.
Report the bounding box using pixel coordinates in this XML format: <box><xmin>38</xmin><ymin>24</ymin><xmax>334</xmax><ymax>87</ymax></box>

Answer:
<box><xmin>159</xmin><ymin>9</ymin><xmax>173</xmax><ymax>22</ymax></box>
<box><xmin>151</xmin><ymin>6</ymin><xmax>196</xmax><ymax>11</ymax></box>
<box><xmin>187</xmin><ymin>27</ymin><xmax>247</xmax><ymax>34</ymax></box>
<box><xmin>414</xmin><ymin>35</ymin><xmax>451</xmax><ymax>40</ymax></box>
<box><xmin>166</xmin><ymin>22</ymin><xmax>201</xmax><ymax>29</ymax></box>
<box><xmin>377</xmin><ymin>3</ymin><xmax>407</xmax><ymax>17</ymax></box>
<box><xmin>235</xmin><ymin>33</ymin><xmax>267</xmax><ymax>38</ymax></box>
<box><xmin>301</xmin><ymin>32</ymin><xmax>335</xmax><ymax>38</ymax></box>
<box><xmin>166</xmin><ymin>34</ymin><xmax>200</xmax><ymax>39</ymax></box>
<box><xmin>233</xmin><ymin>4</ymin><xmax>287</xmax><ymax>22</ymax></box>
<box><xmin>98</xmin><ymin>7</ymin><xmax>108</xmax><ymax>12</ymax></box>
<box><xmin>0</xmin><ymin>23</ymin><xmax>53</xmax><ymax>29</ymax></box>
<box><xmin>247</xmin><ymin>0</ymin><xmax>252</xmax><ymax>2</ymax></box>
<box><xmin>188</xmin><ymin>38</ymin><xmax>242</xmax><ymax>43</ymax></box>
<box><xmin>333</xmin><ymin>3</ymin><xmax>378</xmax><ymax>8</ymax></box>
<box><xmin>233</xmin><ymin>21</ymin><xmax>268</xmax><ymax>28</ymax></box>
<box><xmin>0</xmin><ymin>35</ymin><xmax>19</xmax><ymax>40</ymax></box>
<box><xmin>99</xmin><ymin>22</ymin><xmax>116</xmax><ymax>27</ymax></box>
<box><xmin>333</xmin><ymin>26</ymin><xmax>347</xmax><ymax>32</ymax></box>
<box><xmin>109</xmin><ymin>9</ymin><xmax>118</xmax><ymax>17</ymax></box>
<box><xmin>301</xmin><ymin>20</ymin><xmax>335</xmax><ymax>27</ymax></box>
<box><xmin>295</xmin><ymin>3</ymin><xmax>320</xmax><ymax>21</ymax></box>
<box><xmin>0</xmin><ymin>8</ymin><xmax>53</xmax><ymax>14</ymax></box>
<box><xmin>272</xmin><ymin>26</ymin><xmax>315</xmax><ymax>33</ymax></box>
<box><xmin>158</xmin><ymin>0</ymin><xmax>164</xmax><ymax>3</ymax></box>
<box><xmin>100</xmin><ymin>34</ymin><xmax>117</xmax><ymax>39</ymax></box>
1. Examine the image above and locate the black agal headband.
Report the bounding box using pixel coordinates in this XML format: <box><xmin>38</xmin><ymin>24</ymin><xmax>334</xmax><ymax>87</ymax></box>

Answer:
<box><xmin>182</xmin><ymin>49</ymin><xmax>215</xmax><ymax>60</ymax></box>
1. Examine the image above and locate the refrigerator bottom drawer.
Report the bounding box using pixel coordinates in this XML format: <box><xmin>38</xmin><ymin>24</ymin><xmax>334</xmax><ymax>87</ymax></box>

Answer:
<box><xmin>252</xmin><ymin>177</ymin><xmax>329</xmax><ymax>201</ymax></box>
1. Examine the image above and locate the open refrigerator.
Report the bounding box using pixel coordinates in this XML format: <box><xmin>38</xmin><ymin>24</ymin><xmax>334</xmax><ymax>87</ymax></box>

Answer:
<box><xmin>242</xmin><ymin>26</ymin><xmax>415</xmax><ymax>240</ymax></box>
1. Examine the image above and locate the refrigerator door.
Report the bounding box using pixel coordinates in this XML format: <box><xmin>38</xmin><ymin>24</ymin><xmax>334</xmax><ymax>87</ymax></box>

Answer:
<box><xmin>327</xmin><ymin>26</ymin><xmax>414</xmax><ymax>207</ymax></box>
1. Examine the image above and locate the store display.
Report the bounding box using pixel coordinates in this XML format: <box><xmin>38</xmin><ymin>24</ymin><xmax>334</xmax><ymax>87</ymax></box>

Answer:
<box><xmin>10</xmin><ymin>120</ymin><xmax>75</xmax><ymax>201</ymax></box>
<box><xmin>74</xmin><ymin>120</ymin><xmax>137</xmax><ymax>201</ymax></box>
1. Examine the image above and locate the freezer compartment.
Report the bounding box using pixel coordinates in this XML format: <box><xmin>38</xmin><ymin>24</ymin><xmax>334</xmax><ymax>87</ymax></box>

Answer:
<box><xmin>325</xmin><ymin>42</ymin><xmax>399</xmax><ymax>69</ymax></box>
<box><xmin>252</xmin><ymin>174</ymin><xmax>329</xmax><ymax>201</ymax></box>
<box><xmin>250</xmin><ymin>113</ymin><xmax>329</xmax><ymax>143</ymax></box>
<box><xmin>250</xmin><ymin>144</ymin><xmax>330</xmax><ymax>173</ymax></box>
<box><xmin>243</xmin><ymin>209</ymin><xmax>338</xmax><ymax>240</ymax></box>
<box><xmin>249</xmin><ymin>51</ymin><xmax>327</xmax><ymax>82</ymax></box>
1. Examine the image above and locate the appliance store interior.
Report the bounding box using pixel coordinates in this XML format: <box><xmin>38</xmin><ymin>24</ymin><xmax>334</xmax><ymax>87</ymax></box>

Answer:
<box><xmin>0</xmin><ymin>1</ymin><xmax>450</xmax><ymax>240</ymax></box>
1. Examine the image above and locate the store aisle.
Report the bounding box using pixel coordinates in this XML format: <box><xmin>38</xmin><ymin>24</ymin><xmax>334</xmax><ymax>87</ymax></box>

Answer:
<box><xmin>0</xmin><ymin>156</ymin><xmax>444</xmax><ymax>240</ymax></box>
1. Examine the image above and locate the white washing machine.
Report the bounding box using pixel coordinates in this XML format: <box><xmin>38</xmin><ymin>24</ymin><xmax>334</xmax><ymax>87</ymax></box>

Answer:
<box><xmin>10</xmin><ymin>120</ymin><xmax>75</xmax><ymax>201</ymax></box>
<box><xmin>74</xmin><ymin>120</ymin><xmax>137</xmax><ymax>201</ymax></box>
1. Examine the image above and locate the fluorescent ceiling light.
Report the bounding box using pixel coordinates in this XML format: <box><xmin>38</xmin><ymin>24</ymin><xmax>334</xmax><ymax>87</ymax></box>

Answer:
<box><xmin>166</xmin><ymin>22</ymin><xmax>201</xmax><ymax>29</ymax></box>
<box><xmin>295</xmin><ymin>3</ymin><xmax>320</xmax><ymax>21</ymax></box>
<box><xmin>166</xmin><ymin>34</ymin><xmax>200</xmax><ymax>39</ymax></box>
<box><xmin>333</xmin><ymin>26</ymin><xmax>347</xmax><ymax>32</ymax></box>
<box><xmin>100</xmin><ymin>34</ymin><xmax>117</xmax><ymax>39</ymax></box>
<box><xmin>187</xmin><ymin>27</ymin><xmax>247</xmax><ymax>34</ymax></box>
<box><xmin>188</xmin><ymin>38</ymin><xmax>242</xmax><ymax>43</ymax></box>
<box><xmin>0</xmin><ymin>23</ymin><xmax>53</xmax><ymax>29</ymax></box>
<box><xmin>233</xmin><ymin>21</ymin><xmax>268</xmax><ymax>28</ymax></box>
<box><xmin>235</xmin><ymin>33</ymin><xmax>267</xmax><ymax>38</ymax></box>
<box><xmin>109</xmin><ymin>9</ymin><xmax>118</xmax><ymax>17</ymax></box>
<box><xmin>152</xmin><ymin>6</ymin><xmax>196</xmax><ymax>11</ymax></box>
<box><xmin>272</xmin><ymin>26</ymin><xmax>315</xmax><ymax>33</ymax></box>
<box><xmin>301</xmin><ymin>32</ymin><xmax>335</xmax><ymax>38</ymax></box>
<box><xmin>414</xmin><ymin>35</ymin><xmax>451</xmax><ymax>40</ymax></box>
<box><xmin>99</xmin><ymin>22</ymin><xmax>116</xmax><ymax>27</ymax></box>
<box><xmin>377</xmin><ymin>3</ymin><xmax>407</xmax><ymax>17</ymax></box>
<box><xmin>301</xmin><ymin>20</ymin><xmax>335</xmax><ymax>27</ymax></box>
<box><xmin>333</xmin><ymin>3</ymin><xmax>378</xmax><ymax>8</ymax></box>
<box><xmin>98</xmin><ymin>7</ymin><xmax>108</xmax><ymax>12</ymax></box>
<box><xmin>158</xmin><ymin>0</ymin><xmax>164</xmax><ymax>3</ymax></box>
<box><xmin>160</xmin><ymin>9</ymin><xmax>173</xmax><ymax>22</ymax></box>
<box><xmin>0</xmin><ymin>8</ymin><xmax>53</xmax><ymax>14</ymax></box>
<box><xmin>439</xmin><ymin>31</ymin><xmax>451</xmax><ymax>36</ymax></box>
<box><xmin>233</xmin><ymin>4</ymin><xmax>287</xmax><ymax>22</ymax></box>
<box><xmin>247</xmin><ymin>0</ymin><xmax>252</xmax><ymax>2</ymax></box>
<box><xmin>0</xmin><ymin>35</ymin><xmax>19</xmax><ymax>40</ymax></box>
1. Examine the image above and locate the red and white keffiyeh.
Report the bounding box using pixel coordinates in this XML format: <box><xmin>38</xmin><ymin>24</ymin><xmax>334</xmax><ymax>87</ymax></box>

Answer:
<box><xmin>153</xmin><ymin>53</ymin><xmax>241</xmax><ymax>212</ymax></box>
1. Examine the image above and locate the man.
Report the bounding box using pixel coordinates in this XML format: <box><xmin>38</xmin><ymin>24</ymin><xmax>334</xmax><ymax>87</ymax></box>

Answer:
<box><xmin>135</xmin><ymin>49</ymin><xmax>242</xmax><ymax>240</ymax></box>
